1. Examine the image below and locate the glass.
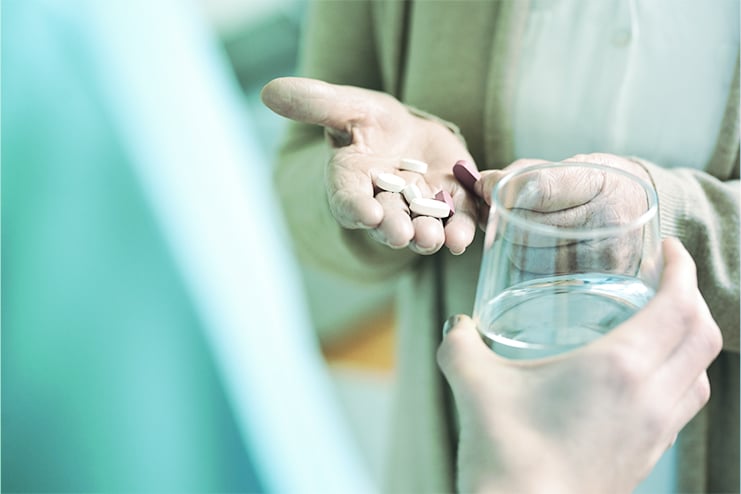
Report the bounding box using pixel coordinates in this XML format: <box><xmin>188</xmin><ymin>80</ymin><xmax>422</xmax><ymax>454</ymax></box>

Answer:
<box><xmin>473</xmin><ymin>162</ymin><xmax>662</xmax><ymax>359</ymax></box>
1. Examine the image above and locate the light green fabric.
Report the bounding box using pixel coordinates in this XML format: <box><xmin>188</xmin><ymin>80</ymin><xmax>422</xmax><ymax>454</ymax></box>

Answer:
<box><xmin>274</xmin><ymin>1</ymin><xmax>739</xmax><ymax>492</ymax></box>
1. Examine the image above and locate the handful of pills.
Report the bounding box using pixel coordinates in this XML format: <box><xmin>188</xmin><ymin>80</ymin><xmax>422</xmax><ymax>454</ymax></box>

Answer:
<box><xmin>374</xmin><ymin>159</ymin><xmax>452</xmax><ymax>219</ymax></box>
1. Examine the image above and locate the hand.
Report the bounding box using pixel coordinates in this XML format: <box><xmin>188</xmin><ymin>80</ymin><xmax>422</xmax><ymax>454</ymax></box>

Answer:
<box><xmin>474</xmin><ymin>153</ymin><xmax>653</xmax><ymax>274</ymax></box>
<box><xmin>261</xmin><ymin>77</ymin><xmax>478</xmax><ymax>255</ymax></box>
<box><xmin>437</xmin><ymin>238</ymin><xmax>722</xmax><ymax>494</ymax></box>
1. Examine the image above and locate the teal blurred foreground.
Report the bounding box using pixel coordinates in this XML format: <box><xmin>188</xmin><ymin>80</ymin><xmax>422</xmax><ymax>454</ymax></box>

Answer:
<box><xmin>2</xmin><ymin>0</ymin><xmax>372</xmax><ymax>492</ymax></box>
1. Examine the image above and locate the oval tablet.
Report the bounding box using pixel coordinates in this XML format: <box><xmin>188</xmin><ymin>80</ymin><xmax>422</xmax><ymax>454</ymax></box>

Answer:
<box><xmin>376</xmin><ymin>172</ymin><xmax>406</xmax><ymax>193</ymax></box>
<box><xmin>399</xmin><ymin>158</ymin><xmax>429</xmax><ymax>174</ymax></box>
<box><xmin>452</xmin><ymin>159</ymin><xmax>481</xmax><ymax>192</ymax></box>
<box><xmin>410</xmin><ymin>197</ymin><xmax>451</xmax><ymax>218</ymax></box>
<box><xmin>402</xmin><ymin>183</ymin><xmax>423</xmax><ymax>203</ymax></box>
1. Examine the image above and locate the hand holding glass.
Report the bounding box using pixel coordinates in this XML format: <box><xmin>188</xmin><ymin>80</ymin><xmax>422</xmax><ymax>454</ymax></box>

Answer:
<box><xmin>473</xmin><ymin>162</ymin><xmax>662</xmax><ymax>359</ymax></box>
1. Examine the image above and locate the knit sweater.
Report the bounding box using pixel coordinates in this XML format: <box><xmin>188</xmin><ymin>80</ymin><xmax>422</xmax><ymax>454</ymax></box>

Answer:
<box><xmin>273</xmin><ymin>1</ymin><xmax>740</xmax><ymax>492</ymax></box>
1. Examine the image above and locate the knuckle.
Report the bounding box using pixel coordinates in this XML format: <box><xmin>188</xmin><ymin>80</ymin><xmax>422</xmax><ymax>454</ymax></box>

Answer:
<box><xmin>670</xmin><ymin>288</ymin><xmax>703</xmax><ymax>328</ymax></box>
<box><xmin>697</xmin><ymin>373</ymin><xmax>712</xmax><ymax>406</ymax></box>
<box><xmin>700</xmin><ymin>313</ymin><xmax>723</xmax><ymax>358</ymax></box>
<box><xmin>678</xmin><ymin>300</ymin><xmax>701</xmax><ymax>328</ymax></box>
<box><xmin>657</xmin><ymin>289</ymin><xmax>723</xmax><ymax>359</ymax></box>
<box><xmin>599</xmin><ymin>345</ymin><xmax>644</xmax><ymax>390</ymax></box>
<box><xmin>642</xmin><ymin>401</ymin><xmax>668</xmax><ymax>436</ymax></box>
<box><xmin>437</xmin><ymin>330</ymin><xmax>469</xmax><ymax>375</ymax></box>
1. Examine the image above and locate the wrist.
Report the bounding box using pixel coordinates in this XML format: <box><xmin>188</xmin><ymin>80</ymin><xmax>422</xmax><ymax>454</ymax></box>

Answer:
<box><xmin>455</xmin><ymin>438</ymin><xmax>575</xmax><ymax>494</ymax></box>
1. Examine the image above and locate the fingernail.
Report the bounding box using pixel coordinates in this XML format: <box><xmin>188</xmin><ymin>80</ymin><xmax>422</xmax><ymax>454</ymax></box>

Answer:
<box><xmin>442</xmin><ymin>315</ymin><xmax>462</xmax><ymax>337</ymax></box>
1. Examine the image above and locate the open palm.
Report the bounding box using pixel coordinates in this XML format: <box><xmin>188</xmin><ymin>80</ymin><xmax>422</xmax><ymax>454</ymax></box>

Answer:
<box><xmin>262</xmin><ymin>77</ymin><xmax>479</xmax><ymax>255</ymax></box>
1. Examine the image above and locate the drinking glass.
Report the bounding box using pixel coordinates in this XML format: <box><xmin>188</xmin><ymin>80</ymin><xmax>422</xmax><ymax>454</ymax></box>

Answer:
<box><xmin>473</xmin><ymin>161</ymin><xmax>662</xmax><ymax>359</ymax></box>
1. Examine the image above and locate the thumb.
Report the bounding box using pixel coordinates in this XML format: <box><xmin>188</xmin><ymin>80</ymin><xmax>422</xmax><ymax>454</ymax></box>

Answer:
<box><xmin>261</xmin><ymin>77</ymin><xmax>369</xmax><ymax>135</ymax></box>
<box><xmin>474</xmin><ymin>169</ymin><xmax>506</xmax><ymax>205</ymax></box>
<box><xmin>437</xmin><ymin>315</ymin><xmax>492</xmax><ymax>382</ymax></box>
<box><xmin>593</xmin><ymin>237</ymin><xmax>701</xmax><ymax>365</ymax></box>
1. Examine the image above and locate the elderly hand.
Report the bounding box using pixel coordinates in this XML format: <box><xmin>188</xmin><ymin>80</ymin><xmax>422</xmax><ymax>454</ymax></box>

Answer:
<box><xmin>261</xmin><ymin>77</ymin><xmax>478</xmax><ymax>255</ymax></box>
<box><xmin>475</xmin><ymin>153</ymin><xmax>654</xmax><ymax>274</ymax></box>
<box><xmin>438</xmin><ymin>238</ymin><xmax>722</xmax><ymax>494</ymax></box>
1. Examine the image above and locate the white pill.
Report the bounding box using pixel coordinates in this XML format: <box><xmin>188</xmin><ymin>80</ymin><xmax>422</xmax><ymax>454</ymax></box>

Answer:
<box><xmin>375</xmin><ymin>172</ymin><xmax>406</xmax><ymax>192</ymax></box>
<box><xmin>402</xmin><ymin>183</ymin><xmax>423</xmax><ymax>203</ymax></box>
<box><xmin>399</xmin><ymin>158</ymin><xmax>429</xmax><ymax>174</ymax></box>
<box><xmin>410</xmin><ymin>197</ymin><xmax>451</xmax><ymax>218</ymax></box>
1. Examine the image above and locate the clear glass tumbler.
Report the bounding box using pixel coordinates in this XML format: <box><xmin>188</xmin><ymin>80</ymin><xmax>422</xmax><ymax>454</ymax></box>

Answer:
<box><xmin>473</xmin><ymin>161</ymin><xmax>662</xmax><ymax>359</ymax></box>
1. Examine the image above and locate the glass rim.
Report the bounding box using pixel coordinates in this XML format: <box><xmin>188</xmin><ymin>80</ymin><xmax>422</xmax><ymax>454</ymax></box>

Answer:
<box><xmin>491</xmin><ymin>161</ymin><xmax>659</xmax><ymax>239</ymax></box>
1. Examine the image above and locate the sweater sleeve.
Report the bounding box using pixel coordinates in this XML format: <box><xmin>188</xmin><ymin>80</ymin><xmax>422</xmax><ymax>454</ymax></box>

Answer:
<box><xmin>639</xmin><ymin>159</ymin><xmax>740</xmax><ymax>353</ymax></box>
<box><xmin>272</xmin><ymin>0</ymin><xmax>418</xmax><ymax>282</ymax></box>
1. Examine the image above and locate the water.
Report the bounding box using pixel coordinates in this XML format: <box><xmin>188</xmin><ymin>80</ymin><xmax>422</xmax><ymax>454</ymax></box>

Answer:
<box><xmin>476</xmin><ymin>274</ymin><xmax>655</xmax><ymax>359</ymax></box>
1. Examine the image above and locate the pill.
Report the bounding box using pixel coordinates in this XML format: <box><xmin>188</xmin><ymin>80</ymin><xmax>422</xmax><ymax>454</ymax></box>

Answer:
<box><xmin>402</xmin><ymin>183</ymin><xmax>423</xmax><ymax>203</ymax></box>
<box><xmin>434</xmin><ymin>190</ymin><xmax>456</xmax><ymax>216</ymax></box>
<box><xmin>410</xmin><ymin>197</ymin><xmax>451</xmax><ymax>218</ymax></box>
<box><xmin>399</xmin><ymin>158</ymin><xmax>429</xmax><ymax>174</ymax></box>
<box><xmin>452</xmin><ymin>159</ymin><xmax>481</xmax><ymax>192</ymax></box>
<box><xmin>376</xmin><ymin>172</ymin><xmax>406</xmax><ymax>193</ymax></box>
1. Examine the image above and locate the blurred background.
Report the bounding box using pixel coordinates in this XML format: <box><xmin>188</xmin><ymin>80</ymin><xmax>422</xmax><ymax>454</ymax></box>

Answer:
<box><xmin>2</xmin><ymin>0</ymin><xmax>397</xmax><ymax>491</ymax></box>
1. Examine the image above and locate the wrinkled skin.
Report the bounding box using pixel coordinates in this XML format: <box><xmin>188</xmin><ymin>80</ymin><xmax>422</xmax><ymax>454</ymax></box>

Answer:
<box><xmin>476</xmin><ymin>155</ymin><xmax>653</xmax><ymax>277</ymax></box>
<box><xmin>261</xmin><ymin>77</ymin><xmax>477</xmax><ymax>255</ymax></box>
<box><xmin>262</xmin><ymin>78</ymin><xmax>655</xmax><ymax>266</ymax></box>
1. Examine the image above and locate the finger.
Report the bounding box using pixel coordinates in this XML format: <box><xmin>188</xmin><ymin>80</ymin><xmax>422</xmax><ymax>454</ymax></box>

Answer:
<box><xmin>663</xmin><ymin>372</ymin><xmax>712</xmax><ymax>441</ymax></box>
<box><xmin>437</xmin><ymin>315</ymin><xmax>494</xmax><ymax>385</ymax></box>
<box><xmin>642</xmin><ymin>371</ymin><xmax>712</xmax><ymax>471</ymax></box>
<box><xmin>474</xmin><ymin>169</ymin><xmax>507</xmax><ymax>205</ymax></box>
<box><xmin>443</xmin><ymin>186</ymin><xmax>478</xmax><ymax>255</ymax></box>
<box><xmin>492</xmin><ymin>177</ymin><xmax>647</xmax><ymax>251</ymax></box>
<box><xmin>372</xmin><ymin>192</ymin><xmax>414</xmax><ymax>248</ymax></box>
<box><xmin>508</xmin><ymin>197</ymin><xmax>623</xmax><ymax>232</ymax></box>
<box><xmin>497</xmin><ymin>207</ymin><xmax>640</xmax><ymax>249</ymax></box>
<box><xmin>565</xmin><ymin>153</ymin><xmax>651</xmax><ymax>183</ymax></box>
<box><xmin>409</xmin><ymin>216</ymin><xmax>445</xmax><ymax>254</ymax></box>
<box><xmin>474</xmin><ymin>169</ymin><xmax>503</xmax><ymax>231</ymax></box>
<box><xmin>329</xmin><ymin>188</ymin><xmax>384</xmax><ymax>229</ymax></box>
<box><xmin>261</xmin><ymin>77</ymin><xmax>376</xmax><ymax>134</ymax></box>
<box><xmin>327</xmin><ymin>153</ymin><xmax>404</xmax><ymax>229</ymax></box>
<box><xmin>652</xmin><ymin>291</ymin><xmax>721</xmax><ymax>401</ymax></box>
<box><xmin>504</xmin><ymin>235</ymin><xmax>642</xmax><ymax>275</ymax></box>
<box><xmin>473</xmin><ymin>159</ymin><xmax>546</xmax><ymax>205</ymax></box>
<box><xmin>598</xmin><ymin>238</ymin><xmax>699</xmax><ymax>368</ymax></box>
<box><xmin>326</xmin><ymin>160</ymin><xmax>385</xmax><ymax>228</ymax></box>
<box><xmin>502</xmin><ymin>166</ymin><xmax>605</xmax><ymax>212</ymax></box>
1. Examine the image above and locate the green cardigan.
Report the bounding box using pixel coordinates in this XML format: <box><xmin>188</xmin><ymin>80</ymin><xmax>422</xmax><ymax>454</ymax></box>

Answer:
<box><xmin>274</xmin><ymin>1</ymin><xmax>740</xmax><ymax>492</ymax></box>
